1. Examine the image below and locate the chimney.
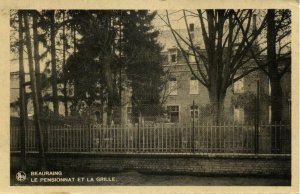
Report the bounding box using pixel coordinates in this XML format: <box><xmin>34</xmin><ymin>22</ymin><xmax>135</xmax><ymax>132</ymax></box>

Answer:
<box><xmin>252</xmin><ymin>14</ymin><xmax>257</xmax><ymax>32</ymax></box>
<box><xmin>252</xmin><ymin>13</ymin><xmax>258</xmax><ymax>51</ymax></box>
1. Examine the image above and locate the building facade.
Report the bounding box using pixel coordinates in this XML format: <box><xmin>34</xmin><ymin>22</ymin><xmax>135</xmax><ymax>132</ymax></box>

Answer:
<box><xmin>157</xmin><ymin>26</ymin><xmax>291</xmax><ymax>124</ymax></box>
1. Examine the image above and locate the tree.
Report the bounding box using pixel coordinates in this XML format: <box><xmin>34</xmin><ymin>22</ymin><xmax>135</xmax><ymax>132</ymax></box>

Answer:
<box><xmin>62</xmin><ymin>11</ymin><xmax>69</xmax><ymax>116</ymax></box>
<box><xmin>122</xmin><ymin>10</ymin><xmax>164</xmax><ymax>122</ymax></box>
<box><xmin>32</xmin><ymin>10</ymin><xmax>44</xmax><ymax>114</ymax></box>
<box><xmin>65</xmin><ymin>10</ymin><xmax>164</xmax><ymax>125</ymax></box>
<box><xmin>160</xmin><ymin>10</ymin><xmax>267</xmax><ymax>122</ymax></box>
<box><xmin>236</xmin><ymin>10</ymin><xmax>291</xmax><ymax>124</ymax></box>
<box><xmin>264</xmin><ymin>10</ymin><xmax>290</xmax><ymax>123</ymax></box>
<box><xmin>236</xmin><ymin>9</ymin><xmax>291</xmax><ymax>153</ymax></box>
<box><xmin>65</xmin><ymin>11</ymin><xmax>119</xmax><ymax>124</ymax></box>
<box><xmin>49</xmin><ymin>10</ymin><xmax>59</xmax><ymax>116</ymax></box>
<box><xmin>17</xmin><ymin>10</ymin><xmax>27</xmax><ymax>171</ymax></box>
<box><xmin>23</xmin><ymin>12</ymin><xmax>46</xmax><ymax>169</ymax></box>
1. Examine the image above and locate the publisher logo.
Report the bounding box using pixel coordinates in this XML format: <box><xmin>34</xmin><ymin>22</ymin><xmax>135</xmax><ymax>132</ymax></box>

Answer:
<box><xmin>16</xmin><ymin>171</ymin><xmax>26</xmax><ymax>182</ymax></box>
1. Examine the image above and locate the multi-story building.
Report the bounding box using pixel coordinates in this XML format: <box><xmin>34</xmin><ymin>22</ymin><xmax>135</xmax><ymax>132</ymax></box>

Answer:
<box><xmin>157</xmin><ymin>24</ymin><xmax>291</xmax><ymax>124</ymax></box>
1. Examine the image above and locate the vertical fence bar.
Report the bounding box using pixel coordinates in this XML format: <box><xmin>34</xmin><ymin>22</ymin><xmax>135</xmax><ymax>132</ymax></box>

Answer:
<box><xmin>124</xmin><ymin>127</ymin><xmax>130</xmax><ymax>151</ymax></box>
<box><xmin>99</xmin><ymin>125</ymin><xmax>102</xmax><ymax>152</ymax></box>
<box><xmin>27</xmin><ymin>125</ymin><xmax>30</xmax><ymax>151</ymax></box>
<box><xmin>70</xmin><ymin>125</ymin><xmax>73</xmax><ymax>152</ymax></box>
<box><xmin>89</xmin><ymin>124</ymin><xmax>92</xmax><ymax>152</ymax></box>
<box><xmin>232</xmin><ymin>121</ymin><xmax>234</xmax><ymax>153</ymax></box>
<box><xmin>158</xmin><ymin>125</ymin><xmax>161</xmax><ymax>152</ymax></box>
<box><xmin>162</xmin><ymin>123</ymin><xmax>164</xmax><ymax>152</ymax></box>
<box><xmin>241</xmin><ymin>122</ymin><xmax>244</xmax><ymax>152</ymax></box>
<box><xmin>131</xmin><ymin>125</ymin><xmax>134</xmax><ymax>152</ymax></box>
<box><xmin>63</xmin><ymin>126</ymin><xmax>65</xmax><ymax>151</ymax></box>
<box><xmin>113</xmin><ymin>125</ymin><xmax>116</xmax><ymax>153</ymax></box>
<box><xmin>223</xmin><ymin>121</ymin><xmax>226</xmax><ymax>153</ymax></box>
<box><xmin>211</xmin><ymin>122</ymin><xmax>213</xmax><ymax>153</ymax></box>
<box><xmin>215</xmin><ymin>122</ymin><xmax>217</xmax><ymax>152</ymax></box>
<box><xmin>121</xmin><ymin>125</ymin><xmax>123</xmax><ymax>152</ymax></box>
<box><xmin>176</xmin><ymin>123</ymin><xmax>179</xmax><ymax>152</ymax></box>
<box><xmin>254</xmin><ymin>80</ymin><xmax>260</xmax><ymax>154</ymax></box>
<box><xmin>77</xmin><ymin>124</ymin><xmax>80</xmax><ymax>151</ymax></box>
<box><xmin>142</xmin><ymin>124</ymin><xmax>144</xmax><ymax>152</ymax></box>
<box><xmin>137</xmin><ymin>122</ymin><xmax>140</xmax><ymax>152</ymax></box>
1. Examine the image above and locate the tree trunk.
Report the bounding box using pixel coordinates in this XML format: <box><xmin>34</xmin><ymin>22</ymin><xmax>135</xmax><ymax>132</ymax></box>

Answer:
<box><xmin>104</xmin><ymin>59</ymin><xmax>114</xmax><ymax>125</ymax></box>
<box><xmin>62</xmin><ymin>11</ymin><xmax>68</xmax><ymax>117</ymax></box>
<box><xmin>267</xmin><ymin>9</ymin><xmax>283</xmax><ymax>123</ymax></box>
<box><xmin>50</xmin><ymin>11</ymin><xmax>59</xmax><ymax>116</ymax></box>
<box><xmin>267</xmin><ymin>9</ymin><xmax>282</xmax><ymax>153</ymax></box>
<box><xmin>270</xmin><ymin>77</ymin><xmax>282</xmax><ymax>122</ymax></box>
<box><xmin>270</xmin><ymin>76</ymin><xmax>282</xmax><ymax>153</ymax></box>
<box><xmin>24</xmin><ymin>12</ymin><xmax>46</xmax><ymax>170</ymax></box>
<box><xmin>32</xmin><ymin>11</ymin><xmax>43</xmax><ymax>115</ymax></box>
<box><xmin>208</xmin><ymin>86</ymin><xmax>226</xmax><ymax>124</ymax></box>
<box><xmin>18</xmin><ymin>10</ymin><xmax>27</xmax><ymax>171</ymax></box>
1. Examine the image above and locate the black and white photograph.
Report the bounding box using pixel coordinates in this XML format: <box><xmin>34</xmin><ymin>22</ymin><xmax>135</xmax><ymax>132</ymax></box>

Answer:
<box><xmin>7</xmin><ymin>5</ymin><xmax>296</xmax><ymax>190</ymax></box>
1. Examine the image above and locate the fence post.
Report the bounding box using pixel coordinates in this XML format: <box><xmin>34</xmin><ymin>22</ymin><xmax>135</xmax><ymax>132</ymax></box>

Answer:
<box><xmin>254</xmin><ymin>80</ymin><xmax>260</xmax><ymax>154</ymax></box>
<box><xmin>138</xmin><ymin>121</ymin><xmax>140</xmax><ymax>152</ymax></box>
<box><xmin>89</xmin><ymin>124</ymin><xmax>91</xmax><ymax>152</ymax></box>
<box><xmin>192</xmin><ymin>100</ymin><xmax>195</xmax><ymax>153</ymax></box>
<box><xmin>45</xmin><ymin>120</ymin><xmax>49</xmax><ymax>152</ymax></box>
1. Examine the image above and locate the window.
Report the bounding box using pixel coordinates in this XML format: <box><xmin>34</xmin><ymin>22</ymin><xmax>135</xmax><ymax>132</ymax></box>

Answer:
<box><xmin>189</xmin><ymin>23</ymin><xmax>195</xmax><ymax>40</ymax></box>
<box><xmin>168</xmin><ymin>78</ymin><xmax>178</xmax><ymax>95</ymax></box>
<box><xmin>190</xmin><ymin>76</ymin><xmax>199</xmax><ymax>94</ymax></box>
<box><xmin>167</xmin><ymin>106</ymin><xmax>179</xmax><ymax>123</ymax></box>
<box><xmin>234</xmin><ymin>106</ymin><xmax>244</xmax><ymax>123</ymax></box>
<box><xmin>189</xmin><ymin>23</ymin><xmax>194</xmax><ymax>32</ymax></box>
<box><xmin>168</xmin><ymin>48</ymin><xmax>177</xmax><ymax>63</ymax></box>
<box><xmin>190</xmin><ymin>105</ymin><xmax>199</xmax><ymax>119</ymax></box>
<box><xmin>233</xmin><ymin>77</ymin><xmax>244</xmax><ymax>93</ymax></box>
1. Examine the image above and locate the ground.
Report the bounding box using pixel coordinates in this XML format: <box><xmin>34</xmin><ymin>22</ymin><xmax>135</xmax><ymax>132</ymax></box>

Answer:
<box><xmin>11</xmin><ymin>170</ymin><xmax>291</xmax><ymax>186</ymax></box>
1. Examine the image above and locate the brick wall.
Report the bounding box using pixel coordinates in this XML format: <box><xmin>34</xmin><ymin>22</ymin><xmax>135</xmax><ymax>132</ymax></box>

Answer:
<box><xmin>11</xmin><ymin>153</ymin><xmax>291</xmax><ymax>177</ymax></box>
<box><xmin>162</xmin><ymin>55</ymin><xmax>291</xmax><ymax>124</ymax></box>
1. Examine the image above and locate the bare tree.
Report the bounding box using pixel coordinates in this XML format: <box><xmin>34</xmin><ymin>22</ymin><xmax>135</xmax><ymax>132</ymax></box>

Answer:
<box><xmin>235</xmin><ymin>9</ymin><xmax>291</xmax><ymax>124</ymax></box>
<box><xmin>159</xmin><ymin>10</ymin><xmax>267</xmax><ymax>122</ymax></box>
<box><xmin>235</xmin><ymin>9</ymin><xmax>291</xmax><ymax>153</ymax></box>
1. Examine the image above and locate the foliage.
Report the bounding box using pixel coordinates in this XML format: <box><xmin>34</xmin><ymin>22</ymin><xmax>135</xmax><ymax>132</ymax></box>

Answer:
<box><xmin>63</xmin><ymin>10</ymin><xmax>164</xmax><ymax>122</ymax></box>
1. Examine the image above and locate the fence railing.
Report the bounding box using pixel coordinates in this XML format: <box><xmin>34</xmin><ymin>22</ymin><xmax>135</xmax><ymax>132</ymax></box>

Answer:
<box><xmin>10</xmin><ymin>122</ymin><xmax>291</xmax><ymax>154</ymax></box>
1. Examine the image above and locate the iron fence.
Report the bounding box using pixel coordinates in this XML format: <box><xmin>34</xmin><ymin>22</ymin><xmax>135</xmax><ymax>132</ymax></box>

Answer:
<box><xmin>10</xmin><ymin>122</ymin><xmax>291</xmax><ymax>154</ymax></box>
